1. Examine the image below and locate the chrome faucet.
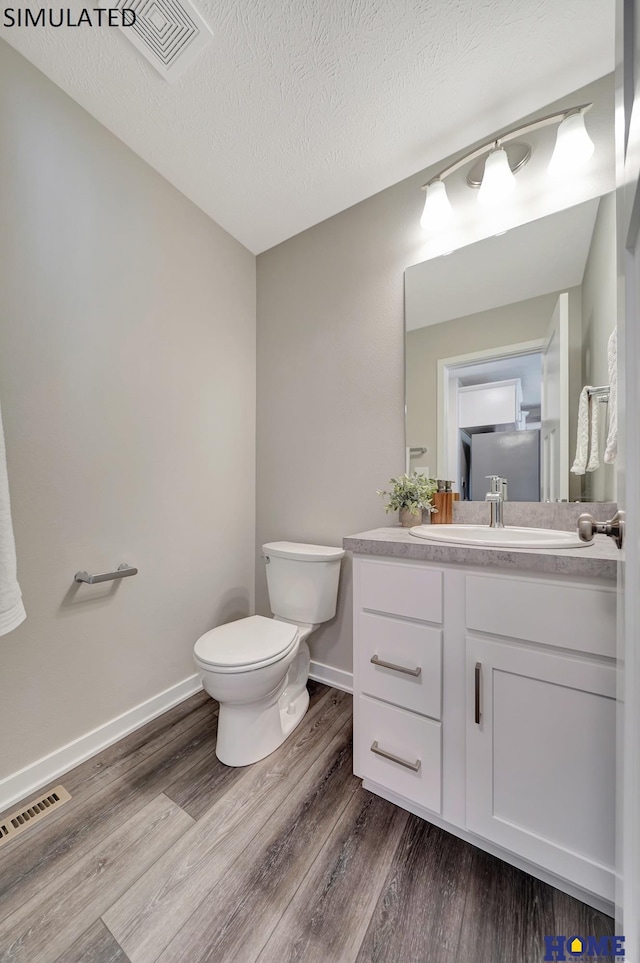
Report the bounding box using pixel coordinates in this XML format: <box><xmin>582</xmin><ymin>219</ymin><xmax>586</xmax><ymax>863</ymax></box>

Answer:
<box><xmin>485</xmin><ymin>475</ymin><xmax>507</xmax><ymax>528</ymax></box>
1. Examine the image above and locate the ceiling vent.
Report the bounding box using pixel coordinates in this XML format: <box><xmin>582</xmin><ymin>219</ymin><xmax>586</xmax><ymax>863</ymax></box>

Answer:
<box><xmin>115</xmin><ymin>0</ymin><xmax>213</xmax><ymax>82</ymax></box>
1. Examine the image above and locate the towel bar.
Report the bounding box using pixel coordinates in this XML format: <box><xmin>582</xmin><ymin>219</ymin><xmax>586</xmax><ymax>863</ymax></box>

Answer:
<box><xmin>587</xmin><ymin>385</ymin><xmax>610</xmax><ymax>403</ymax></box>
<box><xmin>74</xmin><ymin>563</ymin><xmax>138</xmax><ymax>585</ymax></box>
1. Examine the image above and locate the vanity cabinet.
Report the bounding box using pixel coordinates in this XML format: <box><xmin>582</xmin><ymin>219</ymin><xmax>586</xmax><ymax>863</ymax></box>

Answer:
<box><xmin>352</xmin><ymin>555</ymin><xmax>616</xmax><ymax>912</ymax></box>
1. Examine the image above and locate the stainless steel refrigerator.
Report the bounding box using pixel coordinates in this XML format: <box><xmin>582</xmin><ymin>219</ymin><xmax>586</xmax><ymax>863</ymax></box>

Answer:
<box><xmin>469</xmin><ymin>429</ymin><xmax>540</xmax><ymax>502</ymax></box>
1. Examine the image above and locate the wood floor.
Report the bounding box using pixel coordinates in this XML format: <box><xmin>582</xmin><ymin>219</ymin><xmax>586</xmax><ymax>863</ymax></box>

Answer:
<box><xmin>0</xmin><ymin>683</ymin><xmax>614</xmax><ymax>963</ymax></box>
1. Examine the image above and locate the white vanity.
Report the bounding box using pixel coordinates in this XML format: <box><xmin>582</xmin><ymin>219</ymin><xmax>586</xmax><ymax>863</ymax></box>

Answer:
<box><xmin>345</xmin><ymin>526</ymin><xmax>619</xmax><ymax>913</ymax></box>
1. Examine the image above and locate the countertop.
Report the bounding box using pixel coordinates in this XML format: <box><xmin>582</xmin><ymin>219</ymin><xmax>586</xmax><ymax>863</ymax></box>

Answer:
<box><xmin>343</xmin><ymin>527</ymin><xmax>620</xmax><ymax>580</ymax></box>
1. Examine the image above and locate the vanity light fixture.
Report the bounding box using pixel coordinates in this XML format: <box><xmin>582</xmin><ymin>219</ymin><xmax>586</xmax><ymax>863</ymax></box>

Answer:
<box><xmin>419</xmin><ymin>179</ymin><xmax>453</xmax><ymax>229</ymax></box>
<box><xmin>548</xmin><ymin>110</ymin><xmax>595</xmax><ymax>177</ymax></box>
<box><xmin>477</xmin><ymin>146</ymin><xmax>517</xmax><ymax>206</ymax></box>
<box><xmin>420</xmin><ymin>103</ymin><xmax>594</xmax><ymax>230</ymax></box>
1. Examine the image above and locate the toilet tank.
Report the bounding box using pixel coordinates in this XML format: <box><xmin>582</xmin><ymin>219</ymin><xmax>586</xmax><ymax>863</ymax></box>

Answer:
<box><xmin>262</xmin><ymin>541</ymin><xmax>345</xmax><ymax>624</ymax></box>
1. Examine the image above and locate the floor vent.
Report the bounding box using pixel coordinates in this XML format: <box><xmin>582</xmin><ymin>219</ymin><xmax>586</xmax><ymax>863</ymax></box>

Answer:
<box><xmin>115</xmin><ymin>0</ymin><xmax>213</xmax><ymax>82</ymax></box>
<box><xmin>0</xmin><ymin>786</ymin><xmax>71</xmax><ymax>847</ymax></box>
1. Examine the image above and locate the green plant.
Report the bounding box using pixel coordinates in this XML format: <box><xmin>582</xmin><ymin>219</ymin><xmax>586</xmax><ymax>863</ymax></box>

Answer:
<box><xmin>377</xmin><ymin>472</ymin><xmax>438</xmax><ymax>516</ymax></box>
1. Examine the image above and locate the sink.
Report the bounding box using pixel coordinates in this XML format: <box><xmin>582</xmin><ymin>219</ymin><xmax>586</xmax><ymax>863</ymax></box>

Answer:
<box><xmin>409</xmin><ymin>524</ymin><xmax>591</xmax><ymax>549</ymax></box>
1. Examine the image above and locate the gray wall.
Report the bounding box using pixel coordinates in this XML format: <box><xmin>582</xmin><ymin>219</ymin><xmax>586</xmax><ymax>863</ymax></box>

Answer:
<box><xmin>0</xmin><ymin>42</ymin><xmax>256</xmax><ymax>779</ymax></box>
<box><xmin>581</xmin><ymin>192</ymin><xmax>617</xmax><ymax>502</ymax></box>
<box><xmin>256</xmin><ymin>185</ymin><xmax>408</xmax><ymax>672</ymax></box>
<box><xmin>256</xmin><ymin>78</ymin><xmax>612</xmax><ymax>676</ymax></box>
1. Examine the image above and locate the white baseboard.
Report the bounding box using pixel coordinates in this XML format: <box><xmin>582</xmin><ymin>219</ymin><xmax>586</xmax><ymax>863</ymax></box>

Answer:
<box><xmin>0</xmin><ymin>673</ymin><xmax>202</xmax><ymax>814</ymax></box>
<box><xmin>309</xmin><ymin>660</ymin><xmax>353</xmax><ymax>694</ymax></box>
<box><xmin>0</xmin><ymin>662</ymin><xmax>350</xmax><ymax>814</ymax></box>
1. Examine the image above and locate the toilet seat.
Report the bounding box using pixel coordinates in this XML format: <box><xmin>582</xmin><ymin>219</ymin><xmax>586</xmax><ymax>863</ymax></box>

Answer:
<box><xmin>194</xmin><ymin>615</ymin><xmax>298</xmax><ymax>673</ymax></box>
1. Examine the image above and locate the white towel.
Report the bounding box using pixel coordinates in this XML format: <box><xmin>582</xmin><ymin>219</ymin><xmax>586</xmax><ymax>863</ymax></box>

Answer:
<box><xmin>604</xmin><ymin>329</ymin><xmax>617</xmax><ymax>464</ymax></box>
<box><xmin>571</xmin><ymin>385</ymin><xmax>603</xmax><ymax>474</ymax></box>
<box><xmin>0</xmin><ymin>402</ymin><xmax>25</xmax><ymax>636</ymax></box>
<box><xmin>571</xmin><ymin>387</ymin><xmax>591</xmax><ymax>475</ymax></box>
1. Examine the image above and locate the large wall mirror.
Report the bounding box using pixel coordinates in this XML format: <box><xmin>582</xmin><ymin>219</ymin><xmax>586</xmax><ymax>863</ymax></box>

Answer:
<box><xmin>405</xmin><ymin>192</ymin><xmax>616</xmax><ymax>503</ymax></box>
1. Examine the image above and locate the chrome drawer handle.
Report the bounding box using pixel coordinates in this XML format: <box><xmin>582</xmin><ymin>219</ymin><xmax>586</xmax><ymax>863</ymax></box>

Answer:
<box><xmin>370</xmin><ymin>655</ymin><xmax>421</xmax><ymax>677</ymax></box>
<box><xmin>370</xmin><ymin>740</ymin><xmax>421</xmax><ymax>772</ymax></box>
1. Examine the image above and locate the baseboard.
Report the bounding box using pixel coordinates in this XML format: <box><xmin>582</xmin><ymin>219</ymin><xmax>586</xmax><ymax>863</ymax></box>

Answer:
<box><xmin>309</xmin><ymin>660</ymin><xmax>353</xmax><ymax>694</ymax></box>
<box><xmin>0</xmin><ymin>673</ymin><xmax>203</xmax><ymax>814</ymax></box>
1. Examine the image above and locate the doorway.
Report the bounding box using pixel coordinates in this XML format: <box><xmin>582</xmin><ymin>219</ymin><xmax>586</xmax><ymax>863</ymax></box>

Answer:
<box><xmin>437</xmin><ymin>339</ymin><xmax>545</xmax><ymax>499</ymax></box>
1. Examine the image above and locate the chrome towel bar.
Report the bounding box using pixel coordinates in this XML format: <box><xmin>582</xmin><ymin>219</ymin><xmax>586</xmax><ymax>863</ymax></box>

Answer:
<box><xmin>586</xmin><ymin>384</ymin><xmax>610</xmax><ymax>403</ymax></box>
<box><xmin>74</xmin><ymin>563</ymin><xmax>138</xmax><ymax>585</ymax></box>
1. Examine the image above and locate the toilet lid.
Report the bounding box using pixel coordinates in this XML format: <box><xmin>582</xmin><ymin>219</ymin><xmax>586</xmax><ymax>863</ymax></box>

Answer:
<box><xmin>194</xmin><ymin>615</ymin><xmax>298</xmax><ymax>669</ymax></box>
<box><xmin>262</xmin><ymin>541</ymin><xmax>345</xmax><ymax>561</ymax></box>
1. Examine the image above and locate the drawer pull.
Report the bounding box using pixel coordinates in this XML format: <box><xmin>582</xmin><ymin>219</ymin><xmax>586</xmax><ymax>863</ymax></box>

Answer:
<box><xmin>370</xmin><ymin>655</ymin><xmax>421</xmax><ymax>677</ymax></box>
<box><xmin>475</xmin><ymin>661</ymin><xmax>482</xmax><ymax>725</ymax></box>
<box><xmin>370</xmin><ymin>740</ymin><xmax>421</xmax><ymax>772</ymax></box>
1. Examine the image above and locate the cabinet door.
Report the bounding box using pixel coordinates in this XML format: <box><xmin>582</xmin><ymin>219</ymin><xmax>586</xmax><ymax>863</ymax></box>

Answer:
<box><xmin>466</xmin><ymin>637</ymin><xmax>615</xmax><ymax>902</ymax></box>
<box><xmin>458</xmin><ymin>380</ymin><xmax>519</xmax><ymax>428</ymax></box>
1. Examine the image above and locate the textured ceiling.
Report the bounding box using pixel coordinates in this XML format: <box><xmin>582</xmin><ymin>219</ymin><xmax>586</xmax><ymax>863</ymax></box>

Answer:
<box><xmin>0</xmin><ymin>0</ymin><xmax>615</xmax><ymax>253</ymax></box>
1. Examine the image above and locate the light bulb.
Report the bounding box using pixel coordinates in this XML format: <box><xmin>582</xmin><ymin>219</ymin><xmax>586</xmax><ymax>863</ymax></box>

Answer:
<box><xmin>548</xmin><ymin>112</ymin><xmax>594</xmax><ymax>177</ymax></box>
<box><xmin>420</xmin><ymin>179</ymin><xmax>453</xmax><ymax>230</ymax></box>
<box><xmin>477</xmin><ymin>147</ymin><xmax>516</xmax><ymax>207</ymax></box>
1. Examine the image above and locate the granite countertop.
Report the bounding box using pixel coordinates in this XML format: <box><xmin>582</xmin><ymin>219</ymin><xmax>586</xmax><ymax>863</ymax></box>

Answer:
<box><xmin>343</xmin><ymin>527</ymin><xmax>620</xmax><ymax>579</ymax></box>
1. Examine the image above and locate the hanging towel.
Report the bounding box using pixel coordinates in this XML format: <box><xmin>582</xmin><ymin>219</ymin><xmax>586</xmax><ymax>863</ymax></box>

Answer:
<box><xmin>586</xmin><ymin>392</ymin><xmax>600</xmax><ymax>472</ymax></box>
<box><xmin>571</xmin><ymin>386</ymin><xmax>591</xmax><ymax>475</ymax></box>
<box><xmin>604</xmin><ymin>328</ymin><xmax>617</xmax><ymax>464</ymax></box>
<box><xmin>0</xmin><ymin>402</ymin><xmax>25</xmax><ymax>636</ymax></box>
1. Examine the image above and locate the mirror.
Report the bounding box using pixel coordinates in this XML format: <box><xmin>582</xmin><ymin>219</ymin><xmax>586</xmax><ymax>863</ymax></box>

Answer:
<box><xmin>405</xmin><ymin>193</ymin><xmax>616</xmax><ymax>503</ymax></box>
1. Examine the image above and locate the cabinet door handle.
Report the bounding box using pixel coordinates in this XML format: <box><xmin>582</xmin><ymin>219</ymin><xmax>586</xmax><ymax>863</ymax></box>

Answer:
<box><xmin>370</xmin><ymin>741</ymin><xmax>421</xmax><ymax>772</ymax></box>
<box><xmin>370</xmin><ymin>655</ymin><xmax>421</xmax><ymax>677</ymax></box>
<box><xmin>475</xmin><ymin>661</ymin><xmax>482</xmax><ymax>725</ymax></box>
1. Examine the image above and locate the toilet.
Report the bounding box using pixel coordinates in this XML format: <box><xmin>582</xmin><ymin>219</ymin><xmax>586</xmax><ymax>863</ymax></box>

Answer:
<box><xmin>193</xmin><ymin>541</ymin><xmax>345</xmax><ymax>766</ymax></box>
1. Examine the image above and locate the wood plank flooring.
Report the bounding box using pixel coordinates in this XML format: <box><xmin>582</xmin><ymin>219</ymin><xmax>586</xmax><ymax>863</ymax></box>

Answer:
<box><xmin>0</xmin><ymin>682</ymin><xmax>614</xmax><ymax>963</ymax></box>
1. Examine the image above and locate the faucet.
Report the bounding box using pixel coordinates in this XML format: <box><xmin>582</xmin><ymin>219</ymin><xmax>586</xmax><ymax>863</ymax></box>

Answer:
<box><xmin>485</xmin><ymin>475</ymin><xmax>507</xmax><ymax>528</ymax></box>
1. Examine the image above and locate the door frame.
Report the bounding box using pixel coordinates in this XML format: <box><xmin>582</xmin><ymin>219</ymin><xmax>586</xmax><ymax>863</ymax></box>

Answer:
<box><xmin>436</xmin><ymin>338</ymin><xmax>545</xmax><ymax>480</ymax></box>
<box><xmin>617</xmin><ymin>0</ymin><xmax>640</xmax><ymax>953</ymax></box>
<box><xmin>541</xmin><ymin>292</ymin><xmax>570</xmax><ymax>503</ymax></box>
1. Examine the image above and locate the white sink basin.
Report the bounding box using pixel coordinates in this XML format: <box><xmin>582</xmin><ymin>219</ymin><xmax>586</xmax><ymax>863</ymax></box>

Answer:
<box><xmin>409</xmin><ymin>524</ymin><xmax>591</xmax><ymax>549</ymax></box>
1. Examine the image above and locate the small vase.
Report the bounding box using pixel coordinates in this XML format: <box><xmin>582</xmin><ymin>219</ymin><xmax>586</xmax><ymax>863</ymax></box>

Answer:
<box><xmin>400</xmin><ymin>508</ymin><xmax>422</xmax><ymax>528</ymax></box>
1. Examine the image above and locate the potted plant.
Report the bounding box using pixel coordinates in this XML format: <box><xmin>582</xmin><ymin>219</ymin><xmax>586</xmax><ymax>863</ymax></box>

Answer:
<box><xmin>377</xmin><ymin>472</ymin><xmax>438</xmax><ymax>527</ymax></box>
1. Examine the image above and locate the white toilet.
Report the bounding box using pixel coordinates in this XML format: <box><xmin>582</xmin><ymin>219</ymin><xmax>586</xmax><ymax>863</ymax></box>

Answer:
<box><xmin>193</xmin><ymin>541</ymin><xmax>345</xmax><ymax>766</ymax></box>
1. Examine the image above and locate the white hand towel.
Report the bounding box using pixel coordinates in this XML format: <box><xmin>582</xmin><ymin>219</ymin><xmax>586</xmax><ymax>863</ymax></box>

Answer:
<box><xmin>604</xmin><ymin>328</ymin><xmax>617</xmax><ymax>464</ymax></box>
<box><xmin>571</xmin><ymin>386</ymin><xmax>591</xmax><ymax>475</ymax></box>
<box><xmin>0</xmin><ymin>402</ymin><xmax>25</xmax><ymax>636</ymax></box>
<box><xmin>586</xmin><ymin>392</ymin><xmax>600</xmax><ymax>472</ymax></box>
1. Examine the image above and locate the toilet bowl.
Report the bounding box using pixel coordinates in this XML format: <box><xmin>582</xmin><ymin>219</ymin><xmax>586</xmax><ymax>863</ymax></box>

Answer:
<box><xmin>193</xmin><ymin>541</ymin><xmax>344</xmax><ymax>766</ymax></box>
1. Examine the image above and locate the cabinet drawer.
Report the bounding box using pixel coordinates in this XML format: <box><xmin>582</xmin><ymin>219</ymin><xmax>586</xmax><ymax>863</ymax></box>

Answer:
<box><xmin>359</xmin><ymin>560</ymin><xmax>443</xmax><ymax>623</ymax></box>
<box><xmin>356</xmin><ymin>694</ymin><xmax>442</xmax><ymax>813</ymax></box>
<box><xmin>357</xmin><ymin>612</ymin><xmax>442</xmax><ymax>718</ymax></box>
<box><xmin>466</xmin><ymin>574</ymin><xmax>616</xmax><ymax>658</ymax></box>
